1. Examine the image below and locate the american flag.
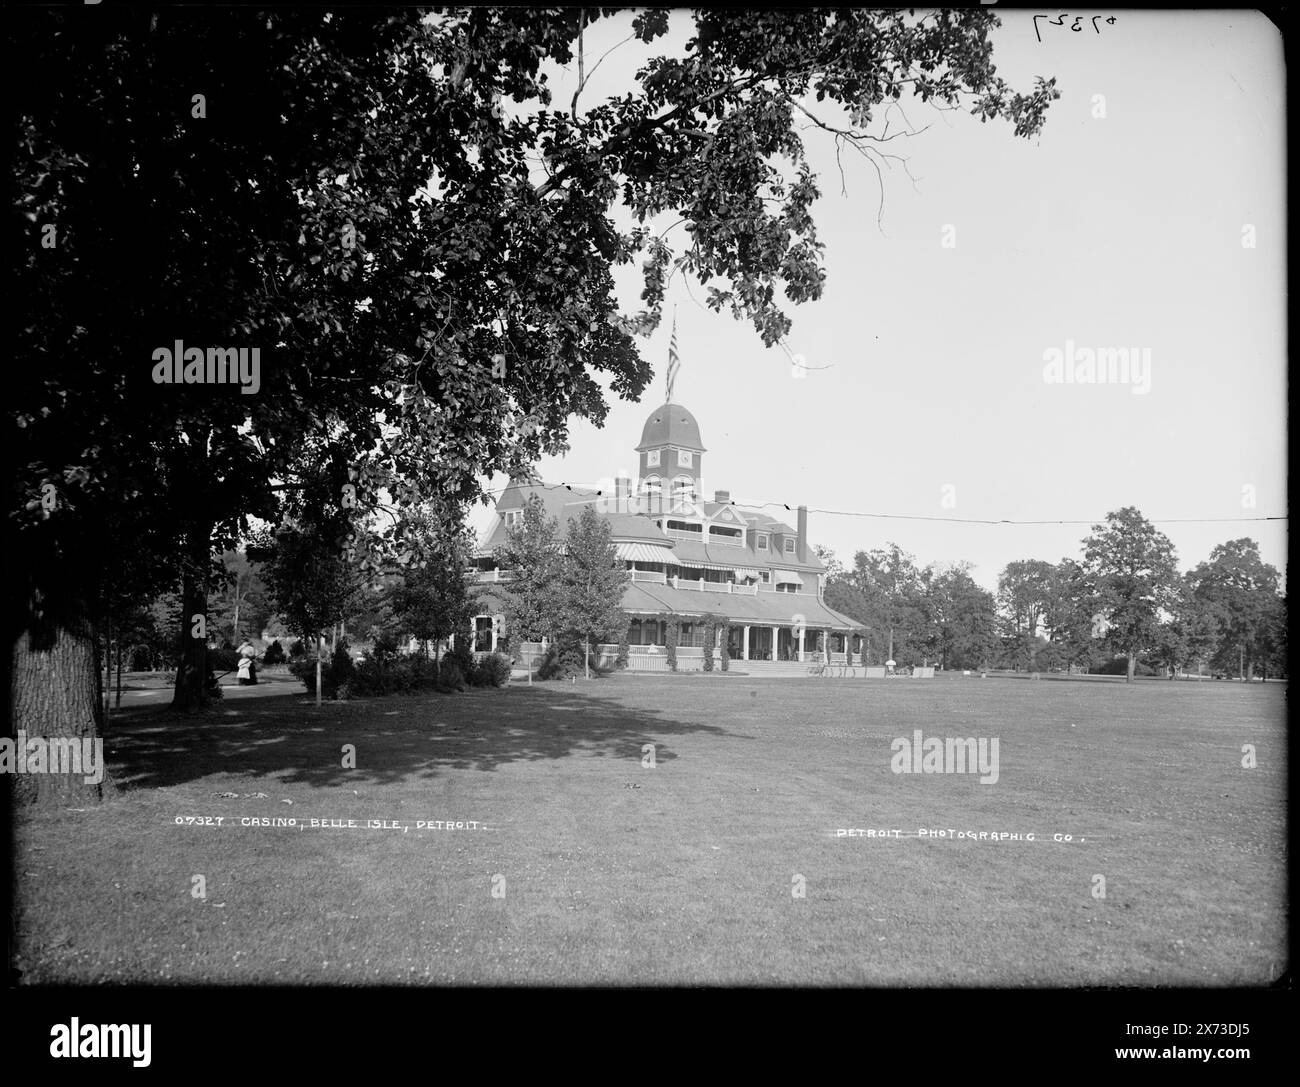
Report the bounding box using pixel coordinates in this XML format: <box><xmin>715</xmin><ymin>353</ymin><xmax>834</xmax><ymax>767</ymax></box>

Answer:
<box><xmin>666</xmin><ymin>313</ymin><xmax>680</xmax><ymax>401</ymax></box>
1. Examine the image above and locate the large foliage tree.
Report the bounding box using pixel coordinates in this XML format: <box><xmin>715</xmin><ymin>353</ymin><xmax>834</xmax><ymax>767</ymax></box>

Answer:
<box><xmin>849</xmin><ymin>544</ymin><xmax>927</xmax><ymax>665</ymax></box>
<box><xmin>1189</xmin><ymin>539</ymin><xmax>1283</xmax><ymax>681</ymax></box>
<box><xmin>996</xmin><ymin>559</ymin><xmax>1057</xmax><ymax>671</ymax></box>
<box><xmin>559</xmin><ymin>506</ymin><xmax>628</xmax><ymax>679</ymax></box>
<box><xmin>1038</xmin><ymin>558</ymin><xmax>1103</xmax><ymax>674</ymax></box>
<box><xmin>1082</xmin><ymin>507</ymin><xmax>1180</xmax><ymax>682</ymax></box>
<box><xmin>1151</xmin><ymin>573</ymin><xmax>1222</xmax><ymax>678</ymax></box>
<box><xmin>495</xmin><ymin>495</ymin><xmax>565</xmax><ymax>645</ymax></box>
<box><xmin>11</xmin><ymin>7</ymin><xmax>1056</xmax><ymax>800</ymax></box>
<box><xmin>387</xmin><ymin>521</ymin><xmax>478</xmax><ymax>666</ymax></box>
<box><xmin>920</xmin><ymin>562</ymin><xmax>998</xmax><ymax>671</ymax></box>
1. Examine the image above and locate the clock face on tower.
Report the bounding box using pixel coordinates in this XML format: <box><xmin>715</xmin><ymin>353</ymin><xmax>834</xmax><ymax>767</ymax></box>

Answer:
<box><xmin>646</xmin><ymin>449</ymin><xmax>660</xmax><ymax>467</ymax></box>
<box><xmin>678</xmin><ymin>449</ymin><xmax>692</xmax><ymax>467</ymax></box>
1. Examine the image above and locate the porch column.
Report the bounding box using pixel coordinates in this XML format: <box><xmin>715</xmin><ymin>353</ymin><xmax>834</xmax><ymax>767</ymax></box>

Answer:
<box><xmin>742</xmin><ymin>625</ymin><xmax>750</xmax><ymax>661</ymax></box>
<box><xmin>770</xmin><ymin>625</ymin><xmax>779</xmax><ymax>662</ymax></box>
<box><xmin>797</xmin><ymin>626</ymin><xmax>806</xmax><ymax>662</ymax></box>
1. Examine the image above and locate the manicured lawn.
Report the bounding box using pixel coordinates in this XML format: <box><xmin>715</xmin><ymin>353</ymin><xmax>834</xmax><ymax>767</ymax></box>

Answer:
<box><xmin>13</xmin><ymin>675</ymin><xmax>1286</xmax><ymax>985</ymax></box>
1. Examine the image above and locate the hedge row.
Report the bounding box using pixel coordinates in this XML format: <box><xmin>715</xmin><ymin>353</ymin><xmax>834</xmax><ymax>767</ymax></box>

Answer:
<box><xmin>289</xmin><ymin>642</ymin><xmax>511</xmax><ymax>699</ymax></box>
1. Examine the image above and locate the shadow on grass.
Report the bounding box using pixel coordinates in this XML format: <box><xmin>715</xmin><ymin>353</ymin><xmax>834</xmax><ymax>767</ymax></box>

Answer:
<box><xmin>104</xmin><ymin>681</ymin><xmax>746</xmax><ymax>794</ymax></box>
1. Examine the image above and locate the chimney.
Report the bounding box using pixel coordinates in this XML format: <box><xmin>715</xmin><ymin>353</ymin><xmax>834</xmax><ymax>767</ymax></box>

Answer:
<box><xmin>797</xmin><ymin>505</ymin><xmax>808</xmax><ymax>563</ymax></box>
<box><xmin>714</xmin><ymin>490</ymin><xmax>730</xmax><ymax>503</ymax></box>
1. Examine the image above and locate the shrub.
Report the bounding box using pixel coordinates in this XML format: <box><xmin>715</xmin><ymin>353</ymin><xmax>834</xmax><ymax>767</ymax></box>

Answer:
<box><xmin>350</xmin><ymin>656</ymin><xmax>383</xmax><ymax>696</ymax></box>
<box><xmin>288</xmin><ymin>657</ymin><xmax>316</xmax><ymax>693</ymax></box>
<box><xmin>477</xmin><ymin>652</ymin><xmax>512</xmax><ymax>688</ymax></box>
<box><xmin>537</xmin><ymin>640</ymin><xmax>584</xmax><ymax>681</ymax></box>
<box><xmin>348</xmin><ymin>652</ymin><xmax>443</xmax><ymax>696</ymax></box>
<box><xmin>703</xmin><ymin>642</ymin><xmax>714</xmax><ymax>672</ymax></box>
<box><xmin>438</xmin><ymin>657</ymin><xmax>467</xmax><ymax>691</ymax></box>
<box><xmin>329</xmin><ymin>641</ymin><xmax>355</xmax><ymax>691</ymax></box>
<box><xmin>446</xmin><ymin>641</ymin><xmax>478</xmax><ymax>686</ymax></box>
<box><xmin>209</xmin><ymin>647</ymin><xmax>241</xmax><ymax>674</ymax></box>
<box><xmin>289</xmin><ymin>638</ymin><xmax>306</xmax><ymax>659</ymax></box>
<box><xmin>204</xmin><ymin>667</ymin><xmax>223</xmax><ymax>700</ymax></box>
<box><xmin>262</xmin><ymin>639</ymin><xmax>286</xmax><ymax>665</ymax></box>
<box><xmin>289</xmin><ymin>642</ymin><xmax>356</xmax><ymax>698</ymax></box>
<box><xmin>665</xmin><ymin>618</ymin><xmax>679</xmax><ymax>673</ymax></box>
<box><xmin>615</xmin><ymin>625</ymin><xmax>630</xmax><ymax>670</ymax></box>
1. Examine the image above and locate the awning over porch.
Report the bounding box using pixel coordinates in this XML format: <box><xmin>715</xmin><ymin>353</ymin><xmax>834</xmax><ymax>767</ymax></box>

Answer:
<box><xmin>617</xmin><ymin>541</ymin><xmax>675</xmax><ymax>563</ymax></box>
<box><xmin>773</xmin><ymin>570</ymin><xmax>804</xmax><ymax>586</ymax></box>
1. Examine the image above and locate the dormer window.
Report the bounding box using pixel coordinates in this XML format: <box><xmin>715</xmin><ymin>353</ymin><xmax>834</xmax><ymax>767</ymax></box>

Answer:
<box><xmin>504</xmin><ymin>509</ymin><xmax>523</xmax><ymax>528</ymax></box>
<box><xmin>784</xmin><ymin>538</ymin><xmax>796</xmax><ymax>554</ymax></box>
<box><xmin>757</xmin><ymin>534</ymin><xmax>769</xmax><ymax>551</ymax></box>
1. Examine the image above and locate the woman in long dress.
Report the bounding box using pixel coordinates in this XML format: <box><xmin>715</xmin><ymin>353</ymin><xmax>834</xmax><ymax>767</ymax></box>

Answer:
<box><xmin>237</xmin><ymin>641</ymin><xmax>258</xmax><ymax>685</ymax></box>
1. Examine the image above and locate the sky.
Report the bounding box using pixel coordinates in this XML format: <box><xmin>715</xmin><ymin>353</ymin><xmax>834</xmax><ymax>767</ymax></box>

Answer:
<box><xmin>469</xmin><ymin>9</ymin><xmax>1287</xmax><ymax>594</ymax></box>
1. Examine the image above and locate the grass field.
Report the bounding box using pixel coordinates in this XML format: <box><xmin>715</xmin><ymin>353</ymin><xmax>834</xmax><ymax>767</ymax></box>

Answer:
<box><xmin>12</xmin><ymin>675</ymin><xmax>1287</xmax><ymax>986</ymax></box>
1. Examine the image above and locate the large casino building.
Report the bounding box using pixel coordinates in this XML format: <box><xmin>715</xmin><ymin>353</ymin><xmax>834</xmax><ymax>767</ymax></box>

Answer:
<box><xmin>469</xmin><ymin>399</ymin><xmax>866</xmax><ymax>668</ymax></box>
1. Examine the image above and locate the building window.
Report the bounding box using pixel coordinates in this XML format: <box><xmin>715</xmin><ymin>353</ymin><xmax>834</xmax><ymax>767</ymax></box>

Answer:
<box><xmin>784</xmin><ymin>538</ymin><xmax>796</xmax><ymax>554</ymax></box>
<box><xmin>642</xmin><ymin>476</ymin><xmax>662</xmax><ymax>495</ymax></box>
<box><xmin>504</xmin><ymin>509</ymin><xmax>523</xmax><ymax>528</ymax></box>
<box><xmin>677</xmin><ymin>449</ymin><xmax>693</xmax><ymax>467</ymax></box>
<box><xmin>646</xmin><ymin>449</ymin><xmax>660</xmax><ymax>467</ymax></box>
<box><xmin>473</xmin><ymin>616</ymin><xmax>493</xmax><ymax>652</ymax></box>
<box><xmin>757</xmin><ymin>534</ymin><xmax>769</xmax><ymax>551</ymax></box>
<box><xmin>760</xmin><ymin>571</ymin><xmax>770</xmax><ymax>583</ymax></box>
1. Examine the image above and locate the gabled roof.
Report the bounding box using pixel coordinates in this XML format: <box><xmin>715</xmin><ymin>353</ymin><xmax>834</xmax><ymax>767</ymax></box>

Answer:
<box><xmin>481</xmin><ymin>480</ymin><xmax>825</xmax><ymax>573</ymax></box>
<box><xmin>482</xmin><ymin>480</ymin><xmax>673</xmax><ymax>552</ymax></box>
<box><xmin>725</xmin><ymin>504</ymin><xmax>798</xmax><ymax>536</ymax></box>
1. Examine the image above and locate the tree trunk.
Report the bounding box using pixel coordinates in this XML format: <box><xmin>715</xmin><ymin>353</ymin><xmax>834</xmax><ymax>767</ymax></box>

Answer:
<box><xmin>103</xmin><ymin>620</ymin><xmax>112</xmax><ymax>734</ymax></box>
<box><xmin>172</xmin><ymin>520</ymin><xmax>214</xmax><ymax>710</ymax></box>
<box><xmin>10</xmin><ymin>588</ymin><xmax>109</xmax><ymax>807</ymax></box>
<box><xmin>1126</xmin><ymin>650</ymin><xmax>1136</xmax><ymax>683</ymax></box>
<box><xmin>316</xmin><ymin>636</ymin><xmax>323</xmax><ymax>707</ymax></box>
